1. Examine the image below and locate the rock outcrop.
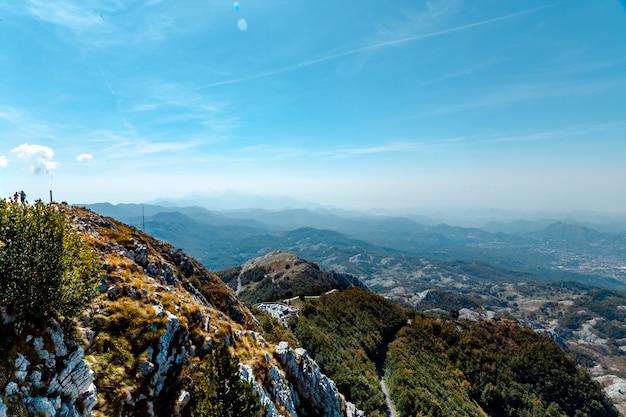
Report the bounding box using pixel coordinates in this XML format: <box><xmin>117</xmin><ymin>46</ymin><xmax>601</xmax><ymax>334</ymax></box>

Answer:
<box><xmin>275</xmin><ymin>341</ymin><xmax>363</xmax><ymax>417</ymax></box>
<box><xmin>1</xmin><ymin>318</ymin><xmax>97</xmax><ymax>417</ymax></box>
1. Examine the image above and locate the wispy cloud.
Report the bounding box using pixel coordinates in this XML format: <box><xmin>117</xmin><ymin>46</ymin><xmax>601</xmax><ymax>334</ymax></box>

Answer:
<box><xmin>337</xmin><ymin>142</ymin><xmax>421</xmax><ymax>156</ymax></box>
<box><xmin>131</xmin><ymin>80</ymin><xmax>226</xmax><ymax>112</ymax></box>
<box><xmin>194</xmin><ymin>3</ymin><xmax>557</xmax><ymax>91</ymax></box>
<box><xmin>10</xmin><ymin>143</ymin><xmax>59</xmax><ymax>176</ymax></box>
<box><xmin>16</xmin><ymin>0</ymin><xmax>192</xmax><ymax>46</ymax></box>
<box><xmin>134</xmin><ymin>140</ymin><xmax>198</xmax><ymax>154</ymax></box>
<box><xmin>479</xmin><ymin>121</ymin><xmax>626</xmax><ymax>144</ymax></box>
<box><xmin>0</xmin><ymin>108</ymin><xmax>21</xmax><ymax>124</ymax></box>
<box><xmin>0</xmin><ymin>106</ymin><xmax>62</xmax><ymax>142</ymax></box>
<box><xmin>234</xmin><ymin>140</ymin><xmax>439</xmax><ymax>162</ymax></box>
<box><xmin>123</xmin><ymin>79</ymin><xmax>237</xmax><ymax>140</ymax></box>
<box><xmin>77</xmin><ymin>125</ymin><xmax>202</xmax><ymax>158</ymax></box>
<box><xmin>98</xmin><ymin>66</ymin><xmax>116</xmax><ymax>96</ymax></box>
<box><xmin>24</xmin><ymin>0</ymin><xmax>103</xmax><ymax>33</ymax></box>
<box><xmin>418</xmin><ymin>77</ymin><xmax>626</xmax><ymax>117</ymax></box>
<box><xmin>0</xmin><ymin>156</ymin><xmax>8</xmax><ymax>168</ymax></box>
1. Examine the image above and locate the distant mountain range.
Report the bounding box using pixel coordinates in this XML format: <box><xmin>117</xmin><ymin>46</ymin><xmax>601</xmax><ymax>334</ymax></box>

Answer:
<box><xmin>82</xmin><ymin>203</ymin><xmax>626</xmax><ymax>291</ymax></box>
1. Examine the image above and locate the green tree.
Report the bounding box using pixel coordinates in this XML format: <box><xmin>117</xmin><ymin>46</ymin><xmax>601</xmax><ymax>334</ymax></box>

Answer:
<box><xmin>191</xmin><ymin>342</ymin><xmax>266</xmax><ymax>417</ymax></box>
<box><xmin>0</xmin><ymin>200</ymin><xmax>101</xmax><ymax>320</ymax></box>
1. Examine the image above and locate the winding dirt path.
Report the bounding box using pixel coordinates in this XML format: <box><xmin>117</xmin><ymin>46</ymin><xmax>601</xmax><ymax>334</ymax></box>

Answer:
<box><xmin>377</xmin><ymin>343</ymin><xmax>399</xmax><ymax>417</ymax></box>
<box><xmin>380</xmin><ymin>375</ymin><xmax>398</xmax><ymax>417</ymax></box>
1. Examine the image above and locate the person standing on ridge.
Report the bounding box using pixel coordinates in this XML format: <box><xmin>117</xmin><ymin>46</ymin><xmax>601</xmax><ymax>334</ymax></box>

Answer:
<box><xmin>19</xmin><ymin>190</ymin><xmax>26</xmax><ymax>203</ymax></box>
<box><xmin>13</xmin><ymin>191</ymin><xmax>18</xmax><ymax>202</ymax></box>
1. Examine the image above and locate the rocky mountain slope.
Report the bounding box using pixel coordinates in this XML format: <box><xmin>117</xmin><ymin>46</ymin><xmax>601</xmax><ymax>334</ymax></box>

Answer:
<box><xmin>0</xmin><ymin>204</ymin><xmax>361</xmax><ymax>417</ymax></box>
<box><xmin>0</xmin><ymin>204</ymin><xmax>622</xmax><ymax>417</ymax></box>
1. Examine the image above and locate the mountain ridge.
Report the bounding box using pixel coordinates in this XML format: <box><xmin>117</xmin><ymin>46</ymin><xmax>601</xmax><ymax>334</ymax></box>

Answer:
<box><xmin>0</xmin><ymin>203</ymin><xmax>362</xmax><ymax>417</ymax></box>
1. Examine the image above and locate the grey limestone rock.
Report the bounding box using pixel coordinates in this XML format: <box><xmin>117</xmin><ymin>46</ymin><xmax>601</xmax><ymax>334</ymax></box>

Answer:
<box><xmin>14</xmin><ymin>354</ymin><xmax>29</xmax><ymax>382</ymax></box>
<box><xmin>274</xmin><ymin>341</ymin><xmax>362</xmax><ymax>417</ymax></box>
<box><xmin>6</xmin><ymin>319</ymin><xmax>98</xmax><ymax>417</ymax></box>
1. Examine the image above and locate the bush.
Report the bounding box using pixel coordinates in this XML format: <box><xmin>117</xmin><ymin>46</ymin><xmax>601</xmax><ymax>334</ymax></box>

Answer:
<box><xmin>0</xmin><ymin>200</ymin><xmax>101</xmax><ymax>321</ymax></box>
<box><xmin>191</xmin><ymin>342</ymin><xmax>266</xmax><ymax>417</ymax></box>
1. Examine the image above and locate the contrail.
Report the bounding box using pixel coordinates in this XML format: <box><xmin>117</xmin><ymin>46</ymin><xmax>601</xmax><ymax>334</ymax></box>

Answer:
<box><xmin>98</xmin><ymin>65</ymin><xmax>115</xmax><ymax>96</ymax></box>
<box><xmin>193</xmin><ymin>3</ymin><xmax>560</xmax><ymax>91</ymax></box>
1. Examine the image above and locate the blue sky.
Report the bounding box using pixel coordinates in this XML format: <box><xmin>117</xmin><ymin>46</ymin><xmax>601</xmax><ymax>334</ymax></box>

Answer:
<box><xmin>1</xmin><ymin>0</ymin><xmax>625</xmax><ymax>213</ymax></box>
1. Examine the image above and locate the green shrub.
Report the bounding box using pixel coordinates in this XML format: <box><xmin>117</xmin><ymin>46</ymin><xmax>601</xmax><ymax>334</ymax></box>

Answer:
<box><xmin>0</xmin><ymin>201</ymin><xmax>101</xmax><ymax>321</ymax></box>
<box><xmin>191</xmin><ymin>342</ymin><xmax>266</xmax><ymax>417</ymax></box>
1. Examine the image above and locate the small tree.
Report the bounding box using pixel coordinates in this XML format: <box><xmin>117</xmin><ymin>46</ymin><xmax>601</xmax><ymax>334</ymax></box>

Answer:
<box><xmin>0</xmin><ymin>200</ymin><xmax>101</xmax><ymax>321</ymax></box>
<box><xmin>191</xmin><ymin>342</ymin><xmax>266</xmax><ymax>417</ymax></box>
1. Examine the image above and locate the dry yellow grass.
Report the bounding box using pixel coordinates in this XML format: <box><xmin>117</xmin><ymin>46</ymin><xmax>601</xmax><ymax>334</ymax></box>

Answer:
<box><xmin>56</xmin><ymin>204</ymin><xmax>288</xmax><ymax>413</ymax></box>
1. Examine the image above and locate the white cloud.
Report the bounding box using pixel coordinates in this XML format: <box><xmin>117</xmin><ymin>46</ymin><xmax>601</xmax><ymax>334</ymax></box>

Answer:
<box><xmin>11</xmin><ymin>143</ymin><xmax>54</xmax><ymax>160</ymax></box>
<box><xmin>76</xmin><ymin>153</ymin><xmax>94</xmax><ymax>162</ymax></box>
<box><xmin>0</xmin><ymin>156</ymin><xmax>7</xmax><ymax>168</ymax></box>
<box><xmin>10</xmin><ymin>143</ymin><xmax>59</xmax><ymax>176</ymax></box>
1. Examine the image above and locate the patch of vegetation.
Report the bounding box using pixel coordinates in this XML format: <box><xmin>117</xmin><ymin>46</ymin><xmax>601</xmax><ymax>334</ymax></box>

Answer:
<box><xmin>86</xmin><ymin>298</ymin><xmax>167</xmax><ymax>416</ymax></box>
<box><xmin>215</xmin><ymin>266</ymin><xmax>241</xmax><ymax>289</ymax></box>
<box><xmin>0</xmin><ymin>200</ymin><xmax>101</xmax><ymax>323</ymax></box>
<box><xmin>189</xmin><ymin>342</ymin><xmax>267</xmax><ymax>417</ymax></box>
<box><xmin>251</xmin><ymin>306</ymin><xmax>298</xmax><ymax>346</ymax></box>
<box><xmin>240</xmin><ymin>266</ymin><xmax>269</xmax><ymax>285</ymax></box>
<box><xmin>289</xmin><ymin>287</ymin><xmax>409</xmax><ymax>417</ymax></box>
<box><xmin>415</xmin><ymin>289</ymin><xmax>482</xmax><ymax>311</ymax></box>
<box><xmin>388</xmin><ymin>316</ymin><xmax>619</xmax><ymax>417</ymax></box>
<box><xmin>557</xmin><ymin>288</ymin><xmax>626</xmax><ymax>342</ymax></box>
<box><xmin>583</xmin><ymin>289</ymin><xmax>626</xmax><ymax>321</ymax></box>
<box><xmin>385</xmin><ymin>318</ymin><xmax>482</xmax><ymax>417</ymax></box>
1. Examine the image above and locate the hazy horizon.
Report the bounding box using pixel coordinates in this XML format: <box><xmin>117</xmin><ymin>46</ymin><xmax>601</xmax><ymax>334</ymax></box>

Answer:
<box><xmin>75</xmin><ymin>190</ymin><xmax>626</xmax><ymax>231</ymax></box>
<box><xmin>1</xmin><ymin>1</ymin><xmax>625</xmax><ymax>214</ymax></box>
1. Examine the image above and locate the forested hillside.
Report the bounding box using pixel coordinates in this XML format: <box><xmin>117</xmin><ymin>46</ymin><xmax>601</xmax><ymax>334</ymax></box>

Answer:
<box><xmin>289</xmin><ymin>288</ymin><xmax>408</xmax><ymax>416</ymax></box>
<box><xmin>288</xmin><ymin>288</ymin><xmax>619</xmax><ymax>417</ymax></box>
<box><xmin>387</xmin><ymin>316</ymin><xmax>617</xmax><ymax>417</ymax></box>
